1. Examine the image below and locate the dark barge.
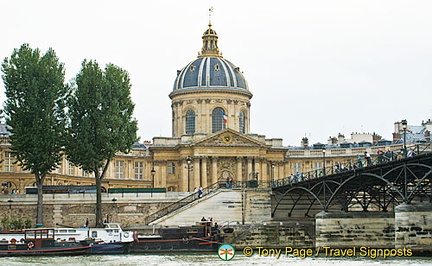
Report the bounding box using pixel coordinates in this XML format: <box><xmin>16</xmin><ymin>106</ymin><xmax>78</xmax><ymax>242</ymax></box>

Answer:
<box><xmin>0</xmin><ymin>228</ymin><xmax>90</xmax><ymax>256</ymax></box>
<box><xmin>129</xmin><ymin>221</ymin><xmax>227</xmax><ymax>252</ymax></box>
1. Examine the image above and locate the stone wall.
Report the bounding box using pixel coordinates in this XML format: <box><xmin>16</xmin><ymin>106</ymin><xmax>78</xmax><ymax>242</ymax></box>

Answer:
<box><xmin>315</xmin><ymin>211</ymin><xmax>395</xmax><ymax>248</ymax></box>
<box><xmin>0</xmin><ymin>189</ymin><xmax>272</xmax><ymax>229</ymax></box>
<box><xmin>244</xmin><ymin>189</ymin><xmax>272</xmax><ymax>224</ymax></box>
<box><xmin>395</xmin><ymin>203</ymin><xmax>432</xmax><ymax>254</ymax></box>
<box><xmin>225</xmin><ymin>223</ymin><xmax>314</xmax><ymax>249</ymax></box>
<box><xmin>0</xmin><ymin>193</ymin><xmax>188</xmax><ymax>228</ymax></box>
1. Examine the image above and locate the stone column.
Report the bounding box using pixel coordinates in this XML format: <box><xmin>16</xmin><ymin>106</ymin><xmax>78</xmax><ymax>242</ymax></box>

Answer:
<box><xmin>255</xmin><ymin>158</ymin><xmax>261</xmax><ymax>183</ymax></box>
<box><xmin>201</xmin><ymin>158</ymin><xmax>208</xmax><ymax>188</ymax></box>
<box><xmin>205</xmin><ymin>99</ymin><xmax>211</xmax><ymax>133</ymax></box>
<box><xmin>193</xmin><ymin>158</ymin><xmax>200</xmax><ymax>189</ymax></box>
<box><xmin>260</xmin><ymin>160</ymin><xmax>267</xmax><ymax>182</ymax></box>
<box><xmin>153</xmin><ymin>162</ymin><xmax>160</xmax><ymax>188</ymax></box>
<box><xmin>159</xmin><ymin>161</ymin><xmax>167</xmax><ymax>188</ymax></box>
<box><xmin>211</xmin><ymin>157</ymin><xmax>218</xmax><ymax>184</ymax></box>
<box><xmin>236</xmin><ymin>157</ymin><xmax>242</xmax><ymax>182</ymax></box>
<box><xmin>276</xmin><ymin>163</ymin><xmax>281</xmax><ymax>180</ymax></box>
<box><xmin>182</xmin><ymin>160</ymin><xmax>189</xmax><ymax>192</ymax></box>
<box><xmin>395</xmin><ymin>203</ymin><xmax>432</xmax><ymax>254</ymax></box>
<box><xmin>247</xmin><ymin>157</ymin><xmax>253</xmax><ymax>180</ymax></box>
<box><xmin>177</xmin><ymin>102</ymin><xmax>183</xmax><ymax>137</ymax></box>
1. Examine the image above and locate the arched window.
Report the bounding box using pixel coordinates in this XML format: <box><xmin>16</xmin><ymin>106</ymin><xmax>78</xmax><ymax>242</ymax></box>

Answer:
<box><xmin>185</xmin><ymin>110</ymin><xmax>195</xmax><ymax>134</ymax></box>
<box><xmin>239</xmin><ymin>111</ymin><xmax>245</xmax><ymax>134</ymax></box>
<box><xmin>212</xmin><ymin>107</ymin><xmax>226</xmax><ymax>133</ymax></box>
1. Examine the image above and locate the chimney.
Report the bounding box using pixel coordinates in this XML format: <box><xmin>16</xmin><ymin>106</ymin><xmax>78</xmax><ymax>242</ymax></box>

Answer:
<box><xmin>301</xmin><ymin>137</ymin><xmax>309</xmax><ymax>149</ymax></box>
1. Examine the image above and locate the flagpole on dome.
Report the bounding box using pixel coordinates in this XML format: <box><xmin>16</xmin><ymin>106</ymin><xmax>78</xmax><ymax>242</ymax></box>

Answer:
<box><xmin>208</xmin><ymin>6</ymin><xmax>214</xmax><ymax>26</ymax></box>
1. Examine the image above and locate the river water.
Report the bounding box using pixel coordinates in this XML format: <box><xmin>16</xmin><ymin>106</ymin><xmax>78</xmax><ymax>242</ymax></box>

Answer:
<box><xmin>1</xmin><ymin>254</ymin><xmax>431</xmax><ymax>265</ymax></box>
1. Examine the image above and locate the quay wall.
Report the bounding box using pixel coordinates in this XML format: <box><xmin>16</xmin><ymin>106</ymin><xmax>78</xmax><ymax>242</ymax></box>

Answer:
<box><xmin>0</xmin><ymin>193</ymin><xmax>189</xmax><ymax>228</ymax></box>
<box><xmin>0</xmin><ymin>189</ymin><xmax>272</xmax><ymax>228</ymax></box>
<box><xmin>225</xmin><ymin>222</ymin><xmax>314</xmax><ymax>249</ymax></box>
<box><xmin>315</xmin><ymin>211</ymin><xmax>395</xmax><ymax>248</ymax></box>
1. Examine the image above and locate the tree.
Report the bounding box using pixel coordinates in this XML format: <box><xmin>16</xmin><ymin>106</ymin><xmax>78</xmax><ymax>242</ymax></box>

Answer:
<box><xmin>2</xmin><ymin>44</ymin><xmax>68</xmax><ymax>225</ymax></box>
<box><xmin>66</xmin><ymin>60</ymin><xmax>138</xmax><ymax>227</ymax></box>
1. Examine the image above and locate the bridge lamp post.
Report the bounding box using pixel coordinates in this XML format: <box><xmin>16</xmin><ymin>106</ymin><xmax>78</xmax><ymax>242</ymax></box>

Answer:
<box><xmin>151</xmin><ymin>167</ymin><xmax>156</xmax><ymax>197</ymax></box>
<box><xmin>322</xmin><ymin>148</ymin><xmax>326</xmax><ymax>176</ymax></box>
<box><xmin>186</xmin><ymin>156</ymin><xmax>192</xmax><ymax>192</ymax></box>
<box><xmin>402</xmin><ymin>119</ymin><xmax>407</xmax><ymax>158</ymax></box>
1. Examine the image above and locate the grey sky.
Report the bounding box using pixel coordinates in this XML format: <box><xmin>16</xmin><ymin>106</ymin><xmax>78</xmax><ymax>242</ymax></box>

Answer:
<box><xmin>1</xmin><ymin>0</ymin><xmax>431</xmax><ymax>146</ymax></box>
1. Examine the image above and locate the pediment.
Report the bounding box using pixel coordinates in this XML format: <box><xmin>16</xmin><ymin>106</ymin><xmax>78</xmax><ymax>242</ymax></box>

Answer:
<box><xmin>190</xmin><ymin>129</ymin><xmax>267</xmax><ymax>147</ymax></box>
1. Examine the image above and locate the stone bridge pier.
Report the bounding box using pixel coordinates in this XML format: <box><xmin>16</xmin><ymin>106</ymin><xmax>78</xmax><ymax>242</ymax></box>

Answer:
<box><xmin>395</xmin><ymin>203</ymin><xmax>432</xmax><ymax>254</ymax></box>
<box><xmin>315</xmin><ymin>203</ymin><xmax>432</xmax><ymax>255</ymax></box>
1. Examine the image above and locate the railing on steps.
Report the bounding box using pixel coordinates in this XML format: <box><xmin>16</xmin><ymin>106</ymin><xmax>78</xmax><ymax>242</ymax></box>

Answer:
<box><xmin>230</xmin><ymin>224</ymin><xmax>256</xmax><ymax>243</ymax></box>
<box><xmin>144</xmin><ymin>180</ymin><xmax>271</xmax><ymax>225</ymax></box>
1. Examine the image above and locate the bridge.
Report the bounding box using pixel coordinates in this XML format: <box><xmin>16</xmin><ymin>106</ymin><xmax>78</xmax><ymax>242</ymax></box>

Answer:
<box><xmin>271</xmin><ymin>146</ymin><xmax>432</xmax><ymax>253</ymax></box>
<box><xmin>271</xmin><ymin>149</ymin><xmax>432</xmax><ymax>219</ymax></box>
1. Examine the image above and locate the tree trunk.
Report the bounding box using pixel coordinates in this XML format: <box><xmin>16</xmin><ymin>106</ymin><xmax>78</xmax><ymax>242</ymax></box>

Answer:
<box><xmin>94</xmin><ymin>160</ymin><xmax>110</xmax><ymax>227</ymax></box>
<box><xmin>95</xmin><ymin>170</ymin><xmax>103</xmax><ymax>227</ymax></box>
<box><xmin>35</xmin><ymin>173</ymin><xmax>45</xmax><ymax>226</ymax></box>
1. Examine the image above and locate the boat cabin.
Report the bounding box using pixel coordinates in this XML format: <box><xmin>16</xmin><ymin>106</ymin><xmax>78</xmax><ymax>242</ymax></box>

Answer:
<box><xmin>25</xmin><ymin>228</ymin><xmax>55</xmax><ymax>248</ymax></box>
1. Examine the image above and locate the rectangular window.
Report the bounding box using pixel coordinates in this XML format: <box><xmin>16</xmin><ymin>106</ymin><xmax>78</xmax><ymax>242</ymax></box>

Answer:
<box><xmin>3</xmin><ymin>152</ymin><xmax>14</xmax><ymax>172</ymax></box>
<box><xmin>167</xmin><ymin>162</ymin><xmax>175</xmax><ymax>175</ymax></box>
<box><xmin>313</xmin><ymin>162</ymin><xmax>323</xmax><ymax>170</ymax></box>
<box><xmin>292</xmin><ymin>162</ymin><xmax>302</xmax><ymax>174</ymax></box>
<box><xmin>56</xmin><ymin>162</ymin><xmax>63</xmax><ymax>174</ymax></box>
<box><xmin>68</xmin><ymin>163</ymin><xmax>75</xmax><ymax>176</ymax></box>
<box><xmin>115</xmin><ymin>160</ymin><xmax>124</xmax><ymax>179</ymax></box>
<box><xmin>82</xmin><ymin>169</ymin><xmax>88</xmax><ymax>177</ymax></box>
<box><xmin>134</xmin><ymin>161</ymin><xmax>143</xmax><ymax>180</ymax></box>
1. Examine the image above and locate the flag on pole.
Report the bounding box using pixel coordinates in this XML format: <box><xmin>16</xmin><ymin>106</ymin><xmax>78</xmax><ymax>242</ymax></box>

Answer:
<box><xmin>222</xmin><ymin>111</ymin><xmax>227</xmax><ymax>124</ymax></box>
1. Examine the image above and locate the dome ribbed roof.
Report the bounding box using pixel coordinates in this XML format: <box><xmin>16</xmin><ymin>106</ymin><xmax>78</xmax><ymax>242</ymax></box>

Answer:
<box><xmin>172</xmin><ymin>57</ymin><xmax>249</xmax><ymax>92</ymax></box>
<box><xmin>170</xmin><ymin>24</ymin><xmax>251</xmax><ymax>96</ymax></box>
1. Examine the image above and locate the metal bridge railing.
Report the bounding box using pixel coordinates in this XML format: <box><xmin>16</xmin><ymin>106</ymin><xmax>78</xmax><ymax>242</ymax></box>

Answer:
<box><xmin>272</xmin><ymin>142</ymin><xmax>431</xmax><ymax>188</ymax></box>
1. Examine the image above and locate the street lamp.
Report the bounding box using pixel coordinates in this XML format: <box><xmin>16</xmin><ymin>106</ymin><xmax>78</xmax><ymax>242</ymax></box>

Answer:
<box><xmin>322</xmin><ymin>148</ymin><xmax>326</xmax><ymax>176</ymax></box>
<box><xmin>151</xmin><ymin>167</ymin><xmax>156</xmax><ymax>188</ymax></box>
<box><xmin>111</xmin><ymin>198</ymin><xmax>117</xmax><ymax>222</ymax></box>
<box><xmin>151</xmin><ymin>167</ymin><xmax>156</xmax><ymax>197</ymax></box>
<box><xmin>186</xmin><ymin>156</ymin><xmax>192</xmax><ymax>192</ymax></box>
<box><xmin>401</xmin><ymin>119</ymin><xmax>407</xmax><ymax>158</ymax></box>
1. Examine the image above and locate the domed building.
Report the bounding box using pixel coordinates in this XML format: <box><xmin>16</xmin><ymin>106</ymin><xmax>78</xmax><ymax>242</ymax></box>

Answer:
<box><xmin>170</xmin><ymin>23</ymin><xmax>252</xmax><ymax>136</ymax></box>
<box><xmin>147</xmin><ymin>23</ymin><xmax>287</xmax><ymax>192</ymax></box>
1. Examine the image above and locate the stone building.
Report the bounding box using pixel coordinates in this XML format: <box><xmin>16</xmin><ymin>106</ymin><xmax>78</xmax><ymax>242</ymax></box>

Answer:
<box><xmin>0</xmin><ymin>23</ymin><xmax>413</xmax><ymax>194</ymax></box>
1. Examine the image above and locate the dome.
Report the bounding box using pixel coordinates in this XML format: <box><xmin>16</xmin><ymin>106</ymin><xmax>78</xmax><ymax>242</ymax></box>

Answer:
<box><xmin>172</xmin><ymin>57</ymin><xmax>249</xmax><ymax>92</ymax></box>
<box><xmin>170</xmin><ymin>24</ymin><xmax>251</xmax><ymax>97</ymax></box>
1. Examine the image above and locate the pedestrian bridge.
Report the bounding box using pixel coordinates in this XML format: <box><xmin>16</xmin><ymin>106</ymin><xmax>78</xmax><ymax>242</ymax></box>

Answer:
<box><xmin>271</xmin><ymin>151</ymin><xmax>432</xmax><ymax>219</ymax></box>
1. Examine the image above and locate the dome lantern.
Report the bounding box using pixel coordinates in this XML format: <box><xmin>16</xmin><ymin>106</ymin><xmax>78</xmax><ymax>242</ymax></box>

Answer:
<box><xmin>198</xmin><ymin>23</ymin><xmax>222</xmax><ymax>58</ymax></box>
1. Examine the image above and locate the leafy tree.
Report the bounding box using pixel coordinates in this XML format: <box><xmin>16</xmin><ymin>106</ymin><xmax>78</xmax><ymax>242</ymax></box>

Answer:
<box><xmin>66</xmin><ymin>60</ymin><xmax>138</xmax><ymax>227</ymax></box>
<box><xmin>2</xmin><ymin>44</ymin><xmax>68</xmax><ymax>226</ymax></box>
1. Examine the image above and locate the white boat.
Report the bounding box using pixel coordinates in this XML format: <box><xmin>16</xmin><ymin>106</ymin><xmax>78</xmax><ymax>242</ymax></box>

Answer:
<box><xmin>0</xmin><ymin>223</ymin><xmax>134</xmax><ymax>245</ymax></box>
<box><xmin>0</xmin><ymin>232</ymin><xmax>26</xmax><ymax>244</ymax></box>
<box><xmin>54</xmin><ymin>223</ymin><xmax>134</xmax><ymax>244</ymax></box>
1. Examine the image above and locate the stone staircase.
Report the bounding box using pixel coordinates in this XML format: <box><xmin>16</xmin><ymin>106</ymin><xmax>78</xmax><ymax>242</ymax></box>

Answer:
<box><xmin>145</xmin><ymin>185</ymin><xmax>272</xmax><ymax>226</ymax></box>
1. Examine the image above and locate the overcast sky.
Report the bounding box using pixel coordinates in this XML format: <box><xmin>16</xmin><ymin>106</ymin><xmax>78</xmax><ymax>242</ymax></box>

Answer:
<box><xmin>1</xmin><ymin>1</ymin><xmax>431</xmax><ymax>146</ymax></box>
